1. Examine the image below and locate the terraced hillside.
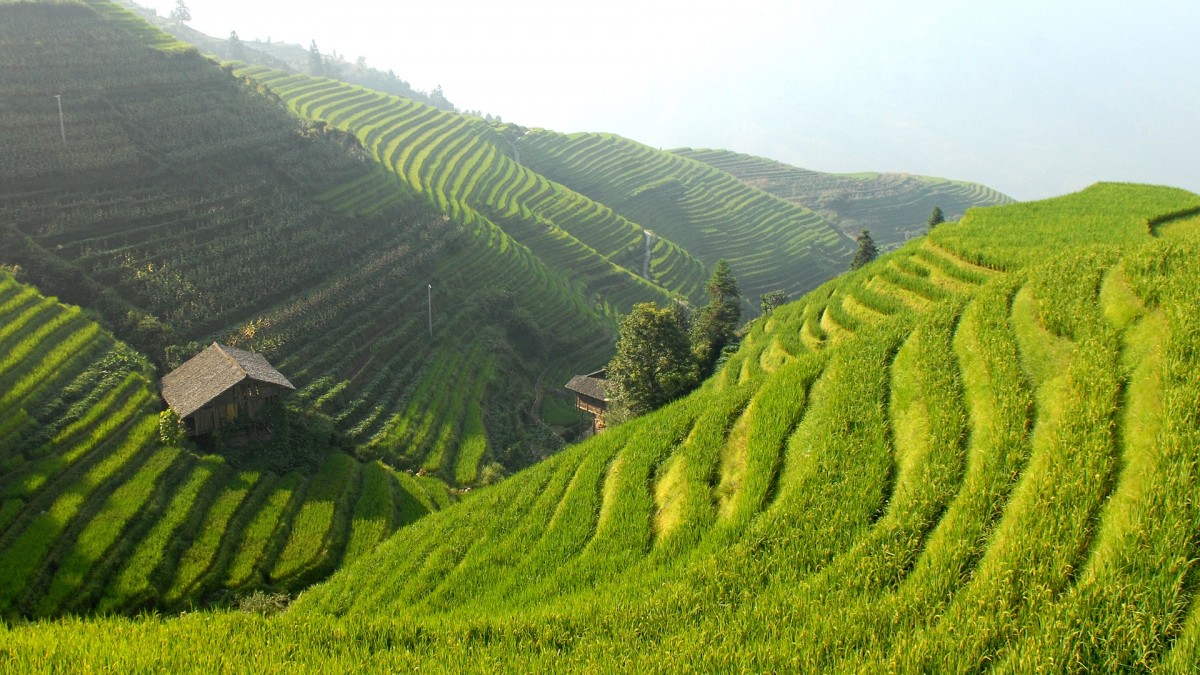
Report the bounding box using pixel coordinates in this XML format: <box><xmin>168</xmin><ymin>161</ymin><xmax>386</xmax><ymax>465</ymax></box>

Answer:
<box><xmin>233</xmin><ymin>65</ymin><xmax>698</xmax><ymax>307</ymax></box>
<box><xmin>516</xmin><ymin>131</ymin><xmax>854</xmax><ymax>306</ymax></box>
<box><xmin>0</xmin><ymin>0</ymin><xmax>628</xmax><ymax>483</ymax></box>
<box><xmin>0</xmin><ymin>271</ymin><xmax>442</xmax><ymax>618</ymax></box>
<box><xmin>8</xmin><ymin>184</ymin><xmax>1200</xmax><ymax>670</ymax></box>
<box><xmin>677</xmin><ymin>148</ymin><xmax>1015</xmax><ymax>248</ymax></box>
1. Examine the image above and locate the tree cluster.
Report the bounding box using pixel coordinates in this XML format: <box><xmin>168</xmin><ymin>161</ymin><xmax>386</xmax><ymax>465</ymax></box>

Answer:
<box><xmin>169</xmin><ymin>0</ymin><xmax>190</xmax><ymax>24</ymax></box>
<box><xmin>607</xmin><ymin>260</ymin><xmax>743</xmax><ymax>418</ymax></box>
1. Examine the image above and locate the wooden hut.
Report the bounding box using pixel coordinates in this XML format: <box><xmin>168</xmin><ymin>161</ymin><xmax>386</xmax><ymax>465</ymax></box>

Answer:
<box><xmin>564</xmin><ymin>369</ymin><xmax>612</xmax><ymax>433</ymax></box>
<box><xmin>160</xmin><ymin>342</ymin><xmax>295</xmax><ymax>436</ymax></box>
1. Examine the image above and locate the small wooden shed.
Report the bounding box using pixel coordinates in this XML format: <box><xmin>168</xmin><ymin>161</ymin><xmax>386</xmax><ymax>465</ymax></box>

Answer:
<box><xmin>564</xmin><ymin>369</ymin><xmax>612</xmax><ymax>433</ymax></box>
<box><xmin>160</xmin><ymin>342</ymin><xmax>295</xmax><ymax>436</ymax></box>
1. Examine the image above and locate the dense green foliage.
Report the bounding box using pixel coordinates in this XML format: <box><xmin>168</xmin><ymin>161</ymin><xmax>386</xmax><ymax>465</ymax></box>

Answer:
<box><xmin>7</xmin><ymin>183</ymin><xmax>1200</xmax><ymax>669</ymax></box>
<box><xmin>606</xmin><ymin>303</ymin><xmax>698</xmax><ymax>415</ymax></box>
<box><xmin>759</xmin><ymin>289</ymin><xmax>789</xmax><ymax>315</ymax></box>
<box><xmin>608</xmin><ymin>261</ymin><xmax>744</xmax><ymax>417</ymax></box>
<box><xmin>676</xmin><ymin>148</ymin><xmax>1014</xmax><ymax>248</ymax></box>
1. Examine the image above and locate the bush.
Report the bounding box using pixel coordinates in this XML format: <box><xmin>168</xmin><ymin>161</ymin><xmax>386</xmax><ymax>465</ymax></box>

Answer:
<box><xmin>158</xmin><ymin>409</ymin><xmax>185</xmax><ymax>446</ymax></box>
<box><xmin>236</xmin><ymin>590</ymin><xmax>290</xmax><ymax>615</ymax></box>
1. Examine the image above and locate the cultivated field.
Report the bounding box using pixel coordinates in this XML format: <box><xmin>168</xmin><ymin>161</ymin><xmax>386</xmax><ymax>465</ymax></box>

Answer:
<box><xmin>677</xmin><ymin>147</ymin><xmax>1014</xmax><ymax>248</ymax></box>
<box><xmin>5</xmin><ymin>1</ymin><xmax>1197</xmax><ymax>668</ymax></box>
<box><xmin>234</xmin><ymin>65</ymin><xmax>685</xmax><ymax>312</ymax></box>
<box><xmin>517</xmin><ymin>132</ymin><xmax>853</xmax><ymax>305</ymax></box>
<box><xmin>0</xmin><ymin>0</ymin><xmax>627</xmax><ymax>483</ymax></box>
<box><xmin>0</xmin><ymin>272</ymin><xmax>439</xmax><ymax>616</ymax></box>
<box><xmin>6</xmin><ymin>185</ymin><xmax>1199</xmax><ymax>670</ymax></box>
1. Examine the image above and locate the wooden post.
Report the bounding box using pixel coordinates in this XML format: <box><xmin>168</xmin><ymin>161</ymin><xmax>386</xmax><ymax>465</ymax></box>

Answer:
<box><xmin>55</xmin><ymin>94</ymin><xmax>66</xmax><ymax>146</ymax></box>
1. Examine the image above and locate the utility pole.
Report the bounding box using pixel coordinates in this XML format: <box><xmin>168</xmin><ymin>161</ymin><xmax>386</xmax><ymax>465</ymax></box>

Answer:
<box><xmin>427</xmin><ymin>283</ymin><xmax>433</xmax><ymax>338</ymax></box>
<box><xmin>54</xmin><ymin>94</ymin><xmax>66</xmax><ymax>146</ymax></box>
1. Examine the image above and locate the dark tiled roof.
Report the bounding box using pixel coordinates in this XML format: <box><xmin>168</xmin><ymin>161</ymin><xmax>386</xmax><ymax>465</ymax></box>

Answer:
<box><xmin>564</xmin><ymin>369</ymin><xmax>611</xmax><ymax>401</ymax></box>
<box><xmin>160</xmin><ymin>342</ymin><xmax>294</xmax><ymax>418</ymax></box>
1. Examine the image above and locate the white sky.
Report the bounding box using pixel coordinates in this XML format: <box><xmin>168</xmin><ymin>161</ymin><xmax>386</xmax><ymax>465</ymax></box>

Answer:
<box><xmin>141</xmin><ymin>0</ymin><xmax>1199</xmax><ymax>200</ymax></box>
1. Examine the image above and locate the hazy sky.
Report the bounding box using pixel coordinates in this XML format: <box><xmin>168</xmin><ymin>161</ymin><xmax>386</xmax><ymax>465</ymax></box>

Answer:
<box><xmin>140</xmin><ymin>0</ymin><xmax>1199</xmax><ymax>200</ymax></box>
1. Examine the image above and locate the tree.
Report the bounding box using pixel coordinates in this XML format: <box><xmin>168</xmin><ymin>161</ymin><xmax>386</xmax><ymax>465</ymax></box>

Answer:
<box><xmin>308</xmin><ymin>40</ymin><xmax>324</xmax><ymax>76</ymax></box>
<box><xmin>759</xmin><ymin>289</ymin><xmax>789</xmax><ymax>316</ymax></box>
<box><xmin>608</xmin><ymin>303</ymin><xmax>698</xmax><ymax>416</ymax></box>
<box><xmin>325</xmin><ymin>49</ymin><xmax>347</xmax><ymax>78</ymax></box>
<box><xmin>169</xmin><ymin>0</ymin><xmax>191</xmax><ymax>23</ymax></box>
<box><xmin>228</xmin><ymin>31</ymin><xmax>245</xmax><ymax>60</ymax></box>
<box><xmin>428</xmin><ymin>85</ymin><xmax>454</xmax><ymax>111</ymax></box>
<box><xmin>850</xmin><ymin>229</ymin><xmax>878</xmax><ymax>270</ymax></box>
<box><xmin>691</xmin><ymin>259</ymin><xmax>742</xmax><ymax>373</ymax></box>
<box><xmin>927</xmin><ymin>206</ymin><xmax>945</xmax><ymax>232</ymax></box>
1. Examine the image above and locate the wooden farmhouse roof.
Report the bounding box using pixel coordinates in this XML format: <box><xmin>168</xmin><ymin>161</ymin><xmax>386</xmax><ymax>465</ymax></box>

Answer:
<box><xmin>564</xmin><ymin>369</ymin><xmax>611</xmax><ymax>402</ymax></box>
<box><xmin>160</xmin><ymin>342</ymin><xmax>295</xmax><ymax>418</ymax></box>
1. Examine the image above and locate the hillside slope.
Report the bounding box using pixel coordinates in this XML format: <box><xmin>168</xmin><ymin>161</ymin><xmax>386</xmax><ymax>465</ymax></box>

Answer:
<box><xmin>232</xmin><ymin>66</ymin><xmax>707</xmax><ymax>307</ymax></box>
<box><xmin>677</xmin><ymin>148</ymin><xmax>1015</xmax><ymax>248</ymax></box>
<box><xmin>158</xmin><ymin>13</ymin><xmax>1011</xmax><ymax>314</ymax></box>
<box><xmin>7</xmin><ymin>184</ymin><xmax>1200</xmax><ymax>670</ymax></box>
<box><xmin>515</xmin><ymin>131</ymin><xmax>853</xmax><ymax>306</ymax></box>
<box><xmin>0</xmin><ymin>0</ymin><xmax>638</xmax><ymax>483</ymax></box>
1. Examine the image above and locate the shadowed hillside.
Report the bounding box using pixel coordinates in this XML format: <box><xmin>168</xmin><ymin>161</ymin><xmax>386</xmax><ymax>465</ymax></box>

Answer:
<box><xmin>0</xmin><ymin>0</ymin><xmax>642</xmax><ymax>485</ymax></box>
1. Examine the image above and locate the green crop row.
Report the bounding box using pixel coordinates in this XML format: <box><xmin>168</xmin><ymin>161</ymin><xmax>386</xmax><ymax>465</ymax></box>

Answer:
<box><xmin>237</xmin><ymin>65</ymin><xmax>676</xmax><ymax>320</ymax></box>
<box><xmin>269</xmin><ymin>453</ymin><xmax>358</xmax><ymax>582</ymax></box>
<box><xmin>519</xmin><ymin>131</ymin><xmax>852</xmax><ymax>307</ymax></box>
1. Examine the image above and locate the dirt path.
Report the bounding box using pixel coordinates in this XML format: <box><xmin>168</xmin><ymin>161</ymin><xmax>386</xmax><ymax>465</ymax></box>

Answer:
<box><xmin>529</xmin><ymin>370</ymin><xmax>545</xmax><ymax>422</ymax></box>
<box><xmin>642</xmin><ymin>230</ymin><xmax>654</xmax><ymax>279</ymax></box>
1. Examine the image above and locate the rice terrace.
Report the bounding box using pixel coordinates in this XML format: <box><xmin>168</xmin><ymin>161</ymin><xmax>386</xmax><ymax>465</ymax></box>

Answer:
<box><xmin>2</xmin><ymin>0</ymin><xmax>1199</xmax><ymax>671</ymax></box>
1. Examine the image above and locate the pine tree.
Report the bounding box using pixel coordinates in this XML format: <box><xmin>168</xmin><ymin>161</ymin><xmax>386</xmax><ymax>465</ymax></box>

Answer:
<box><xmin>169</xmin><ymin>0</ymin><xmax>191</xmax><ymax>23</ymax></box>
<box><xmin>691</xmin><ymin>259</ymin><xmax>742</xmax><ymax>373</ymax></box>
<box><xmin>308</xmin><ymin>40</ymin><xmax>324</xmax><ymax>76</ymax></box>
<box><xmin>850</xmin><ymin>229</ymin><xmax>878</xmax><ymax>270</ymax></box>
<box><xmin>928</xmin><ymin>206</ymin><xmax>945</xmax><ymax>232</ymax></box>
<box><xmin>429</xmin><ymin>85</ymin><xmax>454</xmax><ymax>111</ymax></box>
